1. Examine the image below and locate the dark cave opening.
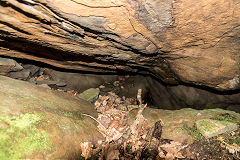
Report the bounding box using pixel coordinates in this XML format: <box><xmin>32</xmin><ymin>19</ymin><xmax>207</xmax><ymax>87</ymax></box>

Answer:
<box><xmin>1</xmin><ymin>56</ymin><xmax>240</xmax><ymax>113</ymax></box>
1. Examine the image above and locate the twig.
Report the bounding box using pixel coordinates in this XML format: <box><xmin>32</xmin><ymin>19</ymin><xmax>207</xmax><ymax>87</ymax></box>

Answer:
<box><xmin>82</xmin><ymin>113</ymin><xmax>107</xmax><ymax>131</ymax></box>
<box><xmin>137</xmin><ymin>88</ymin><xmax>142</xmax><ymax>106</ymax></box>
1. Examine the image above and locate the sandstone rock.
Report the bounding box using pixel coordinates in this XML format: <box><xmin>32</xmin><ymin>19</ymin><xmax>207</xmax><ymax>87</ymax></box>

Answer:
<box><xmin>0</xmin><ymin>76</ymin><xmax>103</xmax><ymax>159</ymax></box>
<box><xmin>146</xmin><ymin>76</ymin><xmax>240</xmax><ymax>111</ymax></box>
<box><xmin>196</xmin><ymin>119</ymin><xmax>239</xmax><ymax>138</ymax></box>
<box><xmin>8</xmin><ymin>69</ymin><xmax>30</xmax><ymax>80</ymax></box>
<box><xmin>105</xmin><ymin>75</ymin><xmax>240</xmax><ymax>112</ymax></box>
<box><xmin>22</xmin><ymin>64</ymin><xmax>40</xmax><ymax>77</ymax></box>
<box><xmin>79</xmin><ymin>88</ymin><xmax>100</xmax><ymax>103</ymax></box>
<box><xmin>43</xmin><ymin>68</ymin><xmax>117</xmax><ymax>92</ymax></box>
<box><xmin>0</xmin><ymin>57</ymin><xmax>23</xmax><ymax>75</ymax></box>
<box><xmin>0</xmin><ymin>0</ymin><xmax>239</xmax><ymax>90</ymax></box>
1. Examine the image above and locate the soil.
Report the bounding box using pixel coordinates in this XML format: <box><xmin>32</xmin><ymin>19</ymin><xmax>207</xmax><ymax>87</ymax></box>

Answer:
<box><xmin>188</xmin><ymin>137</ymin><xmax>238</xmax><ymax>160</ymax></box>
<box><xmin>85</xmin><ymin>136</ymin><xmax>240</xmax><ymax>159</ymax></box>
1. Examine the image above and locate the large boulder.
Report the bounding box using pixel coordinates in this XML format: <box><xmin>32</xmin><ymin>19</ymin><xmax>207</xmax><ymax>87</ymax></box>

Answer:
<box><xmin>0</xmin><ymin>76</ymin><xmax>103</xmax><ymax>159</ymax></box>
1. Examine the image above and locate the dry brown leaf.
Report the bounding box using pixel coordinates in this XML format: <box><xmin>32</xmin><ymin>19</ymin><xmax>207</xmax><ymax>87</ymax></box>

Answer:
<box><xmin>217</xmin><ymin>136</ymin><xmax>240</xmax><ymax>154</ymax></box>
<box><xmin>80</xmin><ymin>142</ymin><xmax>92</xmax><ymax>159</ymax></box>
<box><xmin>98</xmin><ymin>115</ymin><xmax>111</xmax><ymax>128</ymax></box>
<box><xmin>103</xmin><ymin>144</ymin><xmax>120</xmax><ymax>160</ymax></box>
<box><xmin>158</xmin><ymin>141</ymin><xmax>185</xmax><ymax>160</ymax></box>
<box><xmin>131</xmin><ymin>140</ymin><xmax>143</xmax><ymax>152</ymax></box>
<box><xmin>130</xmin><ymin>107</ymin><xmax>148</xmax><ymax>137</ymax></box>
<box><xmin>95</xmin><ymin>100</ymin><xmax>101</xmax><ymax>108</ymax></box>
<box><xmin>67</xmin><ymin>90</ymin><xmax>78</xmax><ymax>95</ymax></box>
<box><xmin>185</xmin><ymin>147</ymin><xmax>194</xmax><ymax>159</ymax></box>
<box><xmin>223</xmin><ymin>142</ymin><xmax>240</xmax><ymax>154</ymax></box>
<box><xmin>217</xmin><ymin>136</ymin><xmax>225</xmax><ymax>142</ymax></box>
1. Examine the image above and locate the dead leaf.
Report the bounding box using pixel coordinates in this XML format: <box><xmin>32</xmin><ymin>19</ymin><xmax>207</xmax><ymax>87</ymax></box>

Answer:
<box><xmin>158</xmin><ymin>141</ymin><xmax>185</xmax><ymax>160</ymax></box>
<box><xmin>80</xmin><ymin>142</ymin><xmax>92</xmax><ymax>159</ymax></box>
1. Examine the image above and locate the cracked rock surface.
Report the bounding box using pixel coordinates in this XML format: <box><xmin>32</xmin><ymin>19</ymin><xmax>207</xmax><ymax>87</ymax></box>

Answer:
<box><xmin>0</xmin><ymin>0</ymin><xmax>239</xmax><ymax>90</ymax></box>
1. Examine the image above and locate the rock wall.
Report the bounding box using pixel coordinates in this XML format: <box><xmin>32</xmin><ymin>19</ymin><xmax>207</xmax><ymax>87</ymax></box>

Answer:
<box><xmin>148</xmin><ymin>78</ymin><xmax>240</xmax><ymax>112</ymax></box>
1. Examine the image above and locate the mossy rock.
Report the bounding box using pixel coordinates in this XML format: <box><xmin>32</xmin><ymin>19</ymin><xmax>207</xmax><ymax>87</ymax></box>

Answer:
<box><xmin>78</xmin><ymin>88</ymin><xmax>100</xmax><ymax>103</ymax></box>
<box><xmin>0</xmin><ymin>113</ymin><xmax>52</xmax><ymax>159</ymax></box>
<box><xmin>196</xmin><ymin>119</ymin><xmax>238</xmax><ymax>138</ymax></box>
<box><xmin>128</xmin><ymin>108</ymin><xmax>240</xmax><ymax>143</ymax></box>
<box><xmin>0</xmin><ymin>76</ymin><xmax>103</xmax><ymax>159</ymax></box>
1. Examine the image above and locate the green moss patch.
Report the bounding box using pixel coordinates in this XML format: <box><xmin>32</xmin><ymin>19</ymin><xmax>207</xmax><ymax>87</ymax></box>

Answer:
<box><xmin>213</xmin><ymin>113</ymin><xmax>239</xmax><ymax>124</ymax></box>
<box><xmin>181</xmin><ymin>124</ymin><xmax>203</xmax><ymax>141</ymax></box>
<box><xmin>196</xmin><ymin>119</ymin><xmax>238</xmax><ymax>138</ymax></box>
<box><xmin>0</xmin><ymin>113</ymin><xmax>52</xmax><ymax>160</ymax></box>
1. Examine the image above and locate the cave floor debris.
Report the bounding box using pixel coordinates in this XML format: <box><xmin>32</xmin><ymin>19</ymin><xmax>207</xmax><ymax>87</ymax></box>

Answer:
<box><xmin>76</xmin><ymin>87</ymin><xmax>240</xmax><ymax>159</ymax></box>
<box><xmin>9</xmin><ymin>71</ymin><xmax>240</xmax><ymax>159</ymax></box>
<box><xmin>1</xmin><ymin>58</ymin><xmax>240</xmax><ymax>159</ymax></box>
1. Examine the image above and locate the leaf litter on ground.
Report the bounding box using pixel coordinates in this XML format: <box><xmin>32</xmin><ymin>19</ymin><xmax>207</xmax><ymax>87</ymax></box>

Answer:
<box><xmin>79</xmin><ymin>89</ymin><xmax>189</xmax><ymax>159</ymax></box>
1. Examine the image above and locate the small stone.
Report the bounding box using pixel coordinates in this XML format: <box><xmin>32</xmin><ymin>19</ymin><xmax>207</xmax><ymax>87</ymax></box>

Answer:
<box><xmin>8</xmin><ymin>69</ymin><xmax>30</xmax><ymax>80</ymax></box>
<box><xmin>55</xmin><ymin>81</ymin><xmax>67</xmax><ymax>87</ymax></box>
<box><xmin>78</xmin><ymin>88</ymin><xmax>100</xmax><ymax>103</ymax></box>
<box><xmin>196</xmin><ymin>119</ymin><xmax>239</xmax><ymax>138</ymax></box>
<box><xmin>0</xmin><ymin>57</ymin><xmax>23</xmax><ymax>75</ymax></box>
<box><xmin>196</xmin><ymin>113</ymin><xmax>202</xmax><ymax>116</ymax></box>
<box><xmin>67</xmin><ymin>90</ymin><xmax>78</xmax><ymax>96</ymax></box>
<box><xmin>22</xmin><ymin>64</ymin><xmax>40</xmax><ymax>76</ymax></box>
